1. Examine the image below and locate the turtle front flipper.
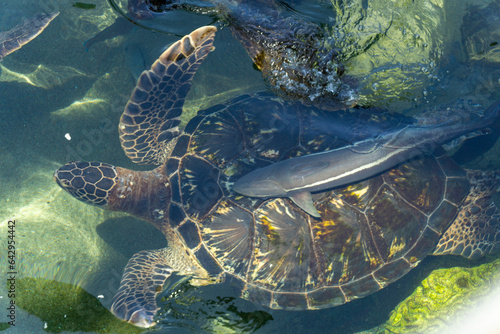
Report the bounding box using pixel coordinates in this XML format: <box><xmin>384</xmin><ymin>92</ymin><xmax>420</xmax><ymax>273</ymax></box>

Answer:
<box><xmin>111</xmin><ymin>246</ymin><xmax>206</xmax><ymax>328</ymax></box>
<box><xmin>111</xmin><ymin>249</ymin><xmax>174</xmax><ymax>328</ymax></box>
<box><xmin>119</xmin><ymin>25</ymin><xmax>217</xmax><ymax>165</ymax></box>
<box><xmin>0</xmin><ymin>12</ymin><xmax>59</xmax><ymax>62</ymax></box>
<box><xmin>434</xmin><ymin>170</ymin><xmax>500</xmax><ymax>259</ymax></box>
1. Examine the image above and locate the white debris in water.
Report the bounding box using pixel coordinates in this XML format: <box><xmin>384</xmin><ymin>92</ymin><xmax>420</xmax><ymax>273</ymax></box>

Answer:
<box><xmin>64</xmin><ymin>133</ymin><xmax>71</xmax><ymax>141</ymax></box>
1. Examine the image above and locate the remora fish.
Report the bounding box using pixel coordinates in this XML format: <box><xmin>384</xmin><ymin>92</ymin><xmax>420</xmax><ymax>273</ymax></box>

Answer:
<box><xmin>233</xmin><ymin>101</ymin><xmax>500</xmax><ymax>218</ymax></box>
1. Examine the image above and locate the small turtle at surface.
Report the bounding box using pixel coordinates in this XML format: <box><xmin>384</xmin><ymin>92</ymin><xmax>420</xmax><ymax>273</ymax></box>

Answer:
<box><xmin>54</xmin><ymin>26</ymin><xmax>500</xmax><ymax>328</ymax></box>
<box><xmin>92</xmin><ymin>0</ymin><xmax>356</xmax><ymax>107</ymax></box>
<box><xmin>0</xmin><ymin>12</ymin><xmax>59</xmax><ymax>62</ymax></box>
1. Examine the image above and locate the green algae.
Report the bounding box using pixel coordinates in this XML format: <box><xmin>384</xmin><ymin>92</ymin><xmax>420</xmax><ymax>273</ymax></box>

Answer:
<box><xmin>368</xmin><ymin>257</ymin><xmax>500</xmax><ymax>334</ymax></box>
<box><xmin>72</xmin><ymin>2</ymin><xmax>97</xmax><ymax>10</ymax></box>
<box><xmin>13</xmin><ymin>277</ymin><xmax>143</xmax><ymax>334</ymax></box>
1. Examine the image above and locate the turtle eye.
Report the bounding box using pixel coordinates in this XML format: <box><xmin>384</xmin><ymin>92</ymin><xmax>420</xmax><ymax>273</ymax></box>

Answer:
<box><xmin>60</xmin><ymin>178</ymin><xmax>71</xmax><ymax>187</ymax></box>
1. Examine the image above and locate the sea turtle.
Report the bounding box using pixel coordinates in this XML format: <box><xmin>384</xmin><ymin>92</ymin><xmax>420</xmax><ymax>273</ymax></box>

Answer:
<box><xmin>53</xmin><ymin>26</ymin><xmax>500</xmax><ymax>327</ymax></box>
<box><xmin>90</xmin><ymin>0</ymin><xmax>356</xmax><ymax>106</ymax></box>
<box><xmin>0</xmin><ymin>12</ymin><xmax>58</xmax><ymax>62</ymax></box>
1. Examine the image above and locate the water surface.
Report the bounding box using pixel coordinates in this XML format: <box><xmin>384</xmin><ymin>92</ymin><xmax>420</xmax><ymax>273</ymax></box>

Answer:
<box><xmin>0</xmin><ymin>0</ymin><xmax>499</xmax><ymax>333</ymax></box>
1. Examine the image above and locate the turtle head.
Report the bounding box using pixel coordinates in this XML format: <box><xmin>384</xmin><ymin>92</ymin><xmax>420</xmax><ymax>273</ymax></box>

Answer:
<box><xmin>54</xmin><ymin>161</ymin><xmax>117</xmax><ymax>208</ymax></box>
<box><xmin>54</xmin><ymin>161</ymin><xmax>171</xmax><ymax>224</ymax></box>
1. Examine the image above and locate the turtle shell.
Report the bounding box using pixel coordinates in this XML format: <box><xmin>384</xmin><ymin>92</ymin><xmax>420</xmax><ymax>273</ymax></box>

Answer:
<box><xmin>164</xmin><ymin>91</ymin><xmax>470</xmax><ymax>310</ymax></box>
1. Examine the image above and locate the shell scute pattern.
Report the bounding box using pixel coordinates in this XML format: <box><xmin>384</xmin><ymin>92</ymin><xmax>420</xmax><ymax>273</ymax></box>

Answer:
<box><xmin>366</xmin><ymin>184</ymin><xmax>428</xmax><ymax>261</ymax></box>
<box><xmin>373</xmin><ymin>257</ymin><xmax>413</xmax><ymax>285</ymax></box>
<box><xmin>339</xmin><ymin>274</ymin><xmax>382</xmax><ymax>301</ymax></box>
<box><xmin>200</xmin><ymin>200</ymin><xmax>253</xmax><ymax>275</ymax></box>
<box><xmin>182</xmin><ymin>114</ymin><xmax>205</xmax><ymax>134</ymax></box>
<box><xmin>383</xmin><ymin>159</ymin><xmax>446</xmax><ymax>214</ymax></box>
<box><xmin>252</xmin><ymin>200</ymin><xmax>317</xmax><ymax>290</ymax></box>
<box><xmin>169</xmin><ymin>173</ymin><xmax>181</xmax><ymax>204</ymax></box>
<box><xmin>241</xmin><ymin>98</ymin><xmax>302</xmax><ymax>161</ymax></box>
<box><xmin>193</xmin><ymin>246</ymin><xmax>223</xmax><ymax>276</ymax></box>
<box><xmin>179</xmin><ymin>155</ymin><xmax>222</xmax><ymax>219</ymax></box>
<box><xmin>404</xmin><ymin>227</ymin><xmax>442</xmax><ymax>263</ymax></box>
<box><xmin>168</xmin><ymin>202</ymin><xmax>186</xmax><ymax>227</ymax></box>
<box><xmin>443</xmin><ymin>178</ymin><xmax>471</xmax><ymax>204</ymax></box>
<box><xmin>163</xmin><ymin>91</ymin><xmax>472</xmax><ymax>309</ymax></box>
<box><xmin>427</xmin><ymin>201</ymin><xmax>460</xmax><ymax>234</ymax></box>
<box><xmin>178</xmin><ymin>220</ymin><xmax>202</xmax><ymax>249</ymax></box>
<box><xmin>188</xmin><ymin>110</ymin><xmax>245</xmax><ymax>167</ymax></box>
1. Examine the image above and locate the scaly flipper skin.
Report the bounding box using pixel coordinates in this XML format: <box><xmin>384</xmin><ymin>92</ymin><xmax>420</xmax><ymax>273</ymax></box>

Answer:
<box><xmin>110</xmin><ymin>249</ymin><xmax>175</xmax><ymax>328</ymax></box>
<box><xmin>119</xmin><ymin>25</ymin><xmax>217</xmax><ymax>165</ymax></box>
<box><xmin>0</xmin><ymin>12</ymin><xmax>59</xmax><ymax>62</ymax></box>
<box><xmin>110</xmin><ymin>245</ymin><xmax>209</xmax><ymax>328</ymax></box>
<box><xmin>434</xmin><ymin>170</ymin><xmax>500</xmax><ymax>259</ymax></box>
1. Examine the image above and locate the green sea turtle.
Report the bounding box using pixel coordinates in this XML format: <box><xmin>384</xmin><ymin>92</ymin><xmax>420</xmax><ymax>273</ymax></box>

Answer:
<box><xmin>54</xmin><ymin>26</ymin><xmax>500</xmax><ymax>327</ymax></box>
<box><xmin>93</xmin><ymin>0</ymin><xmax>355</xmax><ymax>106</ymax></box>
<box><xmin>0</xmin><ymin>12</ymin><xmax>58</xmax><ymax>62</ymax></box>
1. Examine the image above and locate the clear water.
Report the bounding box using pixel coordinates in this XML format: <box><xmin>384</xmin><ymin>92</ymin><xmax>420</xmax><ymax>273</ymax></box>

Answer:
<box><xmin>0</xmin><ymin>0</ymin><xmax>499</xmax><ymax>333</ymax></box>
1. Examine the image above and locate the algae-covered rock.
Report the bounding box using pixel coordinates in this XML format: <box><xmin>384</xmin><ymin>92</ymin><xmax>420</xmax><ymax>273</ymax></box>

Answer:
<box><xmin>365</xmin><ymin>258</ymin><xmax>500</xmax><ymax>334</ymax></box>
<box><xmin>13</xmin><ymin>277</ymin><xmax>143</xmax><ymax>334</ymax></box>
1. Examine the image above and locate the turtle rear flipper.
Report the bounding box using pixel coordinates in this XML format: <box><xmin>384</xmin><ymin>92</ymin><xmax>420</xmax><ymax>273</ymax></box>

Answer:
<box><xmin>434</xmin><ymin>170</ymin><xmax>500</xmax><ymax>259</ymax></box>
<box><xmin>119</xmin><ymin>25</ymin><xmax>216</xmax><ymax>165</ymax></box>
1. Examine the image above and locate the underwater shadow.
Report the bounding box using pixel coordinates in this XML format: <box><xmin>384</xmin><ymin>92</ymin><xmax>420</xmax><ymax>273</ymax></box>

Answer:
<box><xmin>96</xmin><ymin>216</ymin><xmax>167</xmax><ymax>259</ymax></box>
